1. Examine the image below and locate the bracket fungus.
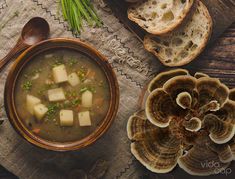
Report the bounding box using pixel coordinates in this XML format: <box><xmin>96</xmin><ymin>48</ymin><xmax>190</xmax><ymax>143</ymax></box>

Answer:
<box><xmin>127</xmin><ymin>69</ymin><xmax>235</xmax><ymax>176</ymax></box>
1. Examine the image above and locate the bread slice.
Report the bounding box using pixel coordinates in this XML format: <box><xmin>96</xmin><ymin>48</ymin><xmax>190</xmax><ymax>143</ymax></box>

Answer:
<box><xmin>128</xmin><ymin>0</ymin><xmax>195</xmax><ymax>35</ymax></box>
<box><xmin>144</xmin><ymin>0</ymin><xmax>212</xmax><ymax>67</ymax></box>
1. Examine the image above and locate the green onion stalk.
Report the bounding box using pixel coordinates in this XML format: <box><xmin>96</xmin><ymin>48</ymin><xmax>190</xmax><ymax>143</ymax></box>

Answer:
<box><xmin>61</xmin><ymin>0</ymin><xmax>102</xmax><ymax>34</ymax></box>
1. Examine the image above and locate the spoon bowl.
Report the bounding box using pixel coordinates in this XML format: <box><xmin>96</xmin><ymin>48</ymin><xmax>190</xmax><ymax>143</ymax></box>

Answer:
<box><xmin>0</xmin><ymin>17</ymin><xmax>50</xmax><ymax>71</ymax></box>
<box><xmin>22</xmin><ymin>17</ymin><xmax>50</xmax><ymax>45</ymax></box>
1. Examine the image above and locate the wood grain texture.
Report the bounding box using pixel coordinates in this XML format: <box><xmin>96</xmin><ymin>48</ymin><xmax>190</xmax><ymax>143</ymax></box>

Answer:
<box><xmin>185</xmin><ymin>22</ymin><xmax>235</xmax><ymax>89</ymax></box>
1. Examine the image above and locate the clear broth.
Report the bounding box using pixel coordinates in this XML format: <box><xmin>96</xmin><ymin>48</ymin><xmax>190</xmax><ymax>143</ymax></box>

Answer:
<box><xmin>15</xmin><ymin>49</ymin><xmax>111</xmax><ymax>142</ymax></box>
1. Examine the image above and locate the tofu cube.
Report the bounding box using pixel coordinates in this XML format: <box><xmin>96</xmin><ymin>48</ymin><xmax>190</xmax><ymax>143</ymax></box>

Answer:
<box><xmin>52</xmin><ymin>65</ymin><xmax>68</xmax><ymax>83</ymax></box>
<box><xmin>78</xmin><ymin>111</ymin><xmax>91</xmax><ymax>126</ymax></box>
<box><xmin>60</xmin><ymin>110</ymin><xmax>74</xmax><ymax>126</ymax></box>
<box><xmin>48</xmin><ymin>88</ymin><xmax>66</xmax><ymax>102</ymax></box>
<box><xmin>33</xmin><ymin>104</ymin><xmax>48</xmax><ymax>121</ymax></box>
<box><xmin>81</xmin><ymin>90</ymin><xmax>93</xmax><ymax>108</ymax></box>
<box><xmin>26</xmin><ymin>95</ymin><xmax>41</xmax><ymax>114</ymax></box>
<box><xmin>68</xmin><ymin>73</ymin><xmax>80</xmax><ymax>86</ymax></box>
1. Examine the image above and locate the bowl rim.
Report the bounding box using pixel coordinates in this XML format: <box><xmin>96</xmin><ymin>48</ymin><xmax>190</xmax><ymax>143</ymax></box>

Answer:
<box><xmin>4</xmin><ymin>38</ymin><xmax>119</xmax><ymax>151</ymax></box>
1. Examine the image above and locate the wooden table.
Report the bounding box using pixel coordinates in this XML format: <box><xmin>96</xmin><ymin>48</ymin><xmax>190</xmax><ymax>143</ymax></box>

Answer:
<box><xmin>0</xmin><ymin>20</ymin><xmax>234</xmax><ymax>179</ymax></box>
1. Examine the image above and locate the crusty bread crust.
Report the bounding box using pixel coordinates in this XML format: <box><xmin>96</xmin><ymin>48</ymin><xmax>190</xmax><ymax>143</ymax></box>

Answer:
<box><xmin>128</xmin><ymin>0</ymin><xmax>195</xmax><ymax>35</ymax></box>
<box><xmin>144</xmin><ymin>0</ymin><xmax>213</xmax><ymax>67</ymax></box>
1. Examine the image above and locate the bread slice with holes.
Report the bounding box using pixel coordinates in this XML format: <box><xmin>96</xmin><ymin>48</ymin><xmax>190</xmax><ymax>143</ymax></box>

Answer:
<box><xmin>144</xmin><ymin>0</ymin><xmax>212</xmax><ymax>67</ymax></box>
<box><xmin>128</xmin><ymin>0</ymin><xmax>195</xmax><ymax>35</ymax></box>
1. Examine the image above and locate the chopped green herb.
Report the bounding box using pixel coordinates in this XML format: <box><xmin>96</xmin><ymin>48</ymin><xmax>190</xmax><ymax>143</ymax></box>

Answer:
<box><xmin>46</xmin><ymin>104</ymin><xmax>59</xmax><ymax>119</ymax></box>
<box><xmin>80</xmin><ymin>86</ymin><xmax>96</xmax><ymax>93</ymax></box>
<box><xmin>71</xmin><ymin>99</ymin><xmax>81</xmax><ymax>106</ymax></box>
<box><xmin>80</xmin><ymin>87</ymin><xmax>88</xmax><ymax>93</ymax></box>
<box><xmin>88</xmin><ymin>86</ymin><xmax>96</xmax><ymax>93</ymax></box>
<box><xmin>22</xmin><ymin>81</ymin><xmax>32</xmax><ymax>91</ymax></box>
<box><xmin>65</xmin><ymin>90</ymin><xmax>78</xmax><ymax>98</ymax></box>
<box><xmin>78</xmin><ymin>70</ymin><xmax>86</xmax><ymax>82</ymax></box>
<box><xmin>68</xmin><ymin>58</ymin><xmax>78</xmax><ymax>66</ymax></box>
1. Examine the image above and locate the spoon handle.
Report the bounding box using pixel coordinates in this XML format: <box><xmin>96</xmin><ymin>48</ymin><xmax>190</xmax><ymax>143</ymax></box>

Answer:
<box><xmin>0</xmin><ymin>39</ymin><xmax>29</xmax><ymax>72</ymax></box>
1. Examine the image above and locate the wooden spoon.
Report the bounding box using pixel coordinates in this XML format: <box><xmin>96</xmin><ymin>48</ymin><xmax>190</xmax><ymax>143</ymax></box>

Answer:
<box><xmin>0</xmin><ymin>17</ymin><xmax>50</xmax><ymax>72</ymax></box>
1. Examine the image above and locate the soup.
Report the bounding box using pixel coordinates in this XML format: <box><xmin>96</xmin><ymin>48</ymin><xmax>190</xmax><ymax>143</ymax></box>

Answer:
<box><xmin>14</xmin><ymin>49</ymin><xmax>111</xmax><ymax>142</ymax></box>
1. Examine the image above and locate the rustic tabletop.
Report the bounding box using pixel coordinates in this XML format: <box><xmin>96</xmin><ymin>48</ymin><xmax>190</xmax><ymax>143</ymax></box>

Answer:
<box><xmin>0</xmin><ymin>0</ymin><xmax>235</xmax><ymax>178</ymax></box>
<box><xmin>1</xmin><ymin>19</ymin><xmax>235</xmax><ymax>179</ymax></box>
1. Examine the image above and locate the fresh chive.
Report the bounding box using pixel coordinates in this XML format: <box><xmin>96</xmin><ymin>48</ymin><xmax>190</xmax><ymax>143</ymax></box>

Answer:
<box><xmin>60</xmin><ymin>0</ymin><xmax>102</xmax><ymax>34</ymax></box>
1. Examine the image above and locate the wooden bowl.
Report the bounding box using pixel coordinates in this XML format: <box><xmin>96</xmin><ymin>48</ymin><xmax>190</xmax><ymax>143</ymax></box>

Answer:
<box><xmin>4</xmin><ymin>38</ymin><xmax>119</xmax><ymax>151</ymax></box>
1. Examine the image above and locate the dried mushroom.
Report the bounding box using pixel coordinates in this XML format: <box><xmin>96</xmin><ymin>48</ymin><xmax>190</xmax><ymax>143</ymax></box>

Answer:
<box><xmin>128</xmin><ymin>110</ymin><xmax>183</xmax><ymax>173</ymax></box>
<box><xmin>127</xmin><ymin>69</ymin><xmax>235</xmax><ymax>176</ymax></box>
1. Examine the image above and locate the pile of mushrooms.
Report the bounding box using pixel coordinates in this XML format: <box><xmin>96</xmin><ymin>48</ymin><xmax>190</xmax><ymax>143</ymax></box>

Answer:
<box><xmin>127</xmin><ymin>69</ymin><xmax>235</xmax><ymax>176</ymax></box>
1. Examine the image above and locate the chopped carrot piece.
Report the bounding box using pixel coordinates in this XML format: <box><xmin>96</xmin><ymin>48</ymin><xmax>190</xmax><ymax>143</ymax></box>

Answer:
<box><xmin>32</xmin><ymin>128</ymin><xmax>41</xmax><ymax>134</ymax></box>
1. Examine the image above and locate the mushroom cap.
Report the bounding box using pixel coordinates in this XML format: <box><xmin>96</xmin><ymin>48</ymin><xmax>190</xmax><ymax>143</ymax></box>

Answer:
<box><xmin>183</xmin><ymin>117</ymin><xmax>202</xmax><ymax>132</ymax></box>
<box><xmin>207</xmin><ymin>142</ymin><xmax>233</xmax><ymax>163</ymax></box>
<box><xmin>148</xmin><ymin>69</ymin><xmax>189</xmax><ymax>92</ymax></box>
<box><xmin>127</xmin><ymin>110</ymin><xmax>157</xmax><ymax>140</ymax></box>
<box><xmin>196</xmin><ymin>77</ymin><xmax>229</xmax><ymax>107</ymax></box>
<box><xmin>229</xmin><ymin>137</ymin><xmax>235</xmax><ymax>160</ymax></box>
<box><xmin>127</xmin><ymin>110</ymin><xmax>183</xmax><ymax>173</ymax></box>
<box><xmin>214</xmin><ymin>100</ymin><xmax>235</xmax><ymax>124</ymax></box>
<box><xmin>178</xmin><ymin>136</ymin><xmax>230</xmax><ymax>176</ymax></box>
<box><xmin>194</xmin><ymin>72</ymin><xmax>209</xmax><ymax>79</ymax></box>
<box><xmin>229</xmin><ymin>89</ymin><xmax>235</xmax><ymax>101</ymax></box>
<box><xmin>131</xmin><ymin>138</ymin><xmax>182</xmax><ymax>173</ymax></box>
<box><xmin>128</xmin><ymin>69</ymin><xmax>235</xmax><ymax>176</ymax></box>
<box><xmin>176</xmin><ymin>92</ymin><xmax>192</xmax><ymax>109</ymax></box>
<box><xmin>145</xmin><ymin>89</ymin><xmax>175</xmax><ymax>127</ymax></box>
<box><xmin>163</xmin><ymin>75</ymin><xmax>197</xmax><ymax>99</ymax></box>
<box><xmin>203</xmin><ymin>114</ymin><xmax>235</xmax><ymax>144</ymax></box>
